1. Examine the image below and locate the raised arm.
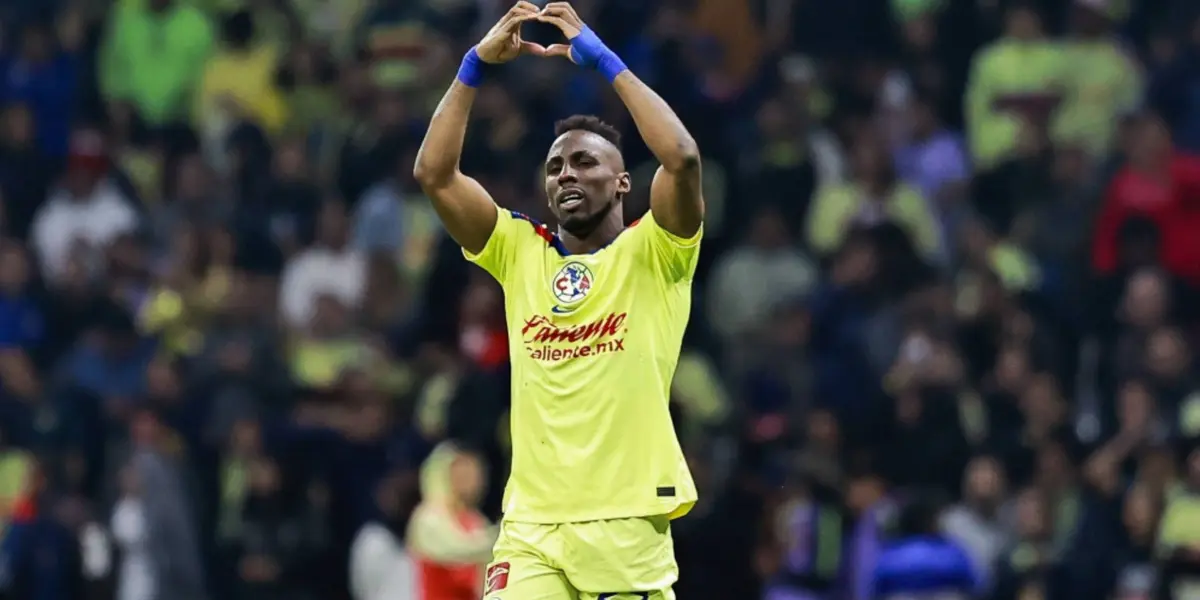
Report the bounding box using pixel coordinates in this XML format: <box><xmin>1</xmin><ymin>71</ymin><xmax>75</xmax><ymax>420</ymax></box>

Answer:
<box><xmin>538</xmin><ymin>3</ymin><xmax>704</xmax><ymax>238</ymax></box>
<box><xmin>614</xmin><ymin>73</ymin><xmax>704</xmax><ymax>238</ymax></box>
<box><xmin>413</xmin><ymin>2</ymin><xmax>544</xmax><ymax>254</ymax></box>
<box><xmin>412</xmin><ymin>83</ymin><xmax>495</xmax><ymax>255</ymax></box>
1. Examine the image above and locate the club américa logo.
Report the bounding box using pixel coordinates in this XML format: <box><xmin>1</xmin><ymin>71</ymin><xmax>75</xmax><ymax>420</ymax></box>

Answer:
<box><xmin>551</xmin><ymin>261</ymin><xmax>593</xmax><ymax>307</ymax></box>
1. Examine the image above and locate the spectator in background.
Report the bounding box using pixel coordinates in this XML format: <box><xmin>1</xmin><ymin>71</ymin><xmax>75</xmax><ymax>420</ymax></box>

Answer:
<box><xmin>965</xmin><ymin>1</ymin><xmax>1063</xmax><ymax>169</ymax></box>
<box><xmin>111</xmin><ymin>464</ymin><xmax>153</xmax><ymax>600</ymax></box>
<box><xmin>353</xmin><ymin>157</ymin><xmax>407</xmax><ymax>255</ymax></box>
<box><xmin>0</xmin><ymin>424</ymin><xmax>32</xmax><ymax>539</ymax></box>
<box><xmin>1009</xmin><ymin>145</ymin><xmax>1099</xmax><ymax>293</ymax></box>
<box><xmin>332</xmin><ymin>64</ymin><xmax>403</xmax><ymax>209</ymax></box>
<box><xmin>1092</xmin><ymin>113</ymin><xmax>1200</xmax><ymax>286</ymax></box>
<box><xmin>405</xmin><ymin>442</ymin><xmax>495</xmax><ymax>600</ymax></box>
<box><xmin>807</xmin><ymin>132</ymin><xmax>939</xmax><ymax>259</ymax></box>
<box><xmin>276</xmin><ymin>44</ymin><xmax>342</xmax><ymax>169</ymax></box>
<box><xmin>1157</xmin><ymin>446</ymin><xmax>1200</xmax><ymax>593</ymax></box>
<box><xmin>128</xmin><ymin>410</ymin><xmax>205</xmax><ymax>600</ymax></box>
<box><xmin>151</xmin><ymin>152</ymin><xmax>226</xmax><ymax>254</ymax></box>
<box><xmin>288</xmin><ymin>294</ymin><xmax>373</xmax><ymax>390</ymax></box>
<box><xmin>759</xmin><ymin>467</ymin><xmax>844</xmax><ymax>600</ymax></box>
<box><xmin>0</xmin><ymin>461</ymin><xmax>85</xmax><ymax>600</ymax></box>
<box><xmin>734</xmin><ymin>93</ymin><xmax>822</xmax><ymax>237</ymax></box>
<box><xmin>846</xmin><ymin>474</ymin><xmax>895</xmax><ymax>600</ymax></box>
<box><xmin>0</xmin><ymin>242</ymin><xmax>43</xmax><ymax>404</ymax></box>
<box><xmin>390</xmin><ymin>150</ymin><xmax>443</xmax><ymax>283</ymax></box>
<box><xmin>211</xmin><ymin>417</ymin><xmax>264</xmax><ymax>596</ymax></box>
<box><xmin>1108</xmin><ymin>483</ymin><xmax>1163</xmax><ymax>599</ymax></box>
<box><xmin>230</xmin><ymin>455</ymin><xmax>326</xmax><ymax>600</ymax></box>
<box><xmin>1053</xmin><ymin>0</ymin><xmax>1142</xmax><ymax>158</ymax></box>
<box><xmin>349</xmin><ymin>471</ymin><xmax>416</xmax><ymax>600</ymax></box>
<box><xmin>708</xmin><ymin>206</ymin><xmax>818</xmax><ymax>346</ymax></box>
<box><xmin>253</xmin><ymin>137</ymin><xmax>324</xmax><ymax>258</ymax></box>
<box><xmin>871</xmin><ymin>495</ymin><xmax>980</xmax><ymax>600</ymax></box>
<box><xmin>194</xmin><ymin>9</ymin><xmax>289</xmax><ymax>151</ymax></box>
<box><xmin>292</xmin><ymin>0</ymin><xmax>371</xmax><ymax>59</ymax></box>
<box><xmin>55</xmin><ymin>300</ymin><xmax>154</xmax><ymax>426</ymax></box>
<box><xmin>0</xmin><ymin>103</ymin><xmax>57</xmax><ymax>240</ymax></box>
<box><xmin>0</xmin><ymin>21</ymin><xmax>78</xmax><ymax>157</ymax></box>
<box><xmin>992</xmin><ymin>487</ymin><xmax>1063</xmax><ymax>600</ymax></box>
<box><xmin>30</xmin><ymin>128</ymin><xmax>138</xmax><ymax>284</ymax></box>
<box><xmin>280</xmin><ymin>202</ymin><xmax>365</xmax><ymax>331</ymax></box>
<box><xmin>1147</xmin><ymin>11</ymin><xmax>1200</xmax><ymax>153</ymax></box>
<box><xmin>893</xmin><ymin>90</ymin><xmax>970</xmax><ymax>263</ymax></box>
<box><xmin>941</xmin><ymin>455</ymin><xmax>1012</xmax><ymax>589</ymax></box>
<box><xmin>354</xmin><ymin>0</ymin><xmax>437</xmax><ymax>90</ymax></box>
<box><xmin>687</xmin><ymin>0</ymin><xmax>766</xmax><ymax>99</ymax></box>
<box><xmin>99</xmin><ymin>0</ymin><xmax>214</xmax><ymax>127</ymax></box>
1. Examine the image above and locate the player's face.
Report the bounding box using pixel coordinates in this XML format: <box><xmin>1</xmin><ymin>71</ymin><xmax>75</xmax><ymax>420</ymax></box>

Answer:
<box><xmin>544</xmin><ymin>130</ymin><xmax>630</xmax><ymax>236</ymax></box>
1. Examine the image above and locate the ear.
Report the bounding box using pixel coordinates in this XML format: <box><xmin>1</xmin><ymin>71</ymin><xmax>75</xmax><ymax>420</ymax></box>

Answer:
<box><xmin>616</xmin><ymin>172</ymin><xmax>631</xmax><ymax>196</ymax></box>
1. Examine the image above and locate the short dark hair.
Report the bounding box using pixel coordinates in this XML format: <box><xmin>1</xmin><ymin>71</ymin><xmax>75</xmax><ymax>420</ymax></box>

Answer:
<box><xmin>554</xmin><ymin>115</ymin><xmax>622</xmax><ymax>148</ymax></box>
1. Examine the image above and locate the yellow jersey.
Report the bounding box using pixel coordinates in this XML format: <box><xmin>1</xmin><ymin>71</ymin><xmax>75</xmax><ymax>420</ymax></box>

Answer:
<box><xmin>464</xmin><ymin>205</ymin><xmax>699</xmax><ymax>524</ymax></box>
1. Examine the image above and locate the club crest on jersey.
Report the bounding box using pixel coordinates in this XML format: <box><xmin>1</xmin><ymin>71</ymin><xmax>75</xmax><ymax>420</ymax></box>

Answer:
<box><xmin>551</xmin><ymin>261</ymin><xmax>593</xmax><ymax>305</ymax></box>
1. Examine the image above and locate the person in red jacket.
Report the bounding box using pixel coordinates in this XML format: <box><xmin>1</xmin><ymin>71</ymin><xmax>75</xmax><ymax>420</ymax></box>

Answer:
<box><xmin>406</xmin><ymin>442</ymin><xmax>497</xmax><ymax>600</ymax></box>
<box><xmin>1093</xmin><ymin>114</ymin><xmax>1200</xmax><ymax>284</ymax></box>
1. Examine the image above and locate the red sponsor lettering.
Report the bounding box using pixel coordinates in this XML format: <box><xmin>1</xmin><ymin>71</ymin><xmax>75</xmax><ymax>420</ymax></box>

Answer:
<box><xmin>485</xmin><ymin>562</ymin><xmax>510</xmax><ymax>593</ymax></box>
<box><xmin>521</xmin><ymin>313</ymin><xmax>628</xmax><ymax>361</ymax></box>
<box><xmin>521</xmin><ymin>313</ymin><xmax>626</xmax><ymax>344</ymax></box>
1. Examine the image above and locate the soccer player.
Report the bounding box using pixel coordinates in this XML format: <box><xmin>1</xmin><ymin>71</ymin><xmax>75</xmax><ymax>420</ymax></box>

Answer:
<box><xmin>413</xmin><ymin>2</ymin><xmax>704</xmax><ymax>599</ymax></box>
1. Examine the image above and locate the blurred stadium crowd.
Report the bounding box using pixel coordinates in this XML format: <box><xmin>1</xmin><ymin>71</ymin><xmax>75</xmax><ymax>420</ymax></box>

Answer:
<box><xmin>0</xmin><ymin>0</ymin><xmax>1199</xmax><ymax>598</ymax></box>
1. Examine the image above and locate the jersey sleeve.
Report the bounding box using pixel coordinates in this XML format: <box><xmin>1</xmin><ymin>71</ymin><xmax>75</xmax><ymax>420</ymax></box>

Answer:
<box><xmin>462</xmin><ymin>205</ymin><xmax>524</xmax><ymax>284</ymax></box>
<box><xmin>634</xmin><ymin>210</ymin><xmax>703</xmax><ymax>283</ymax></box>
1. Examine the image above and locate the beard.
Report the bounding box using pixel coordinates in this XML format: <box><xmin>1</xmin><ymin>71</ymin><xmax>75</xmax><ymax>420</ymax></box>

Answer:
<box><xmin>560</xmin><ymin>198</ymin><xmax>616</xmax><ymax>238</ymax></box>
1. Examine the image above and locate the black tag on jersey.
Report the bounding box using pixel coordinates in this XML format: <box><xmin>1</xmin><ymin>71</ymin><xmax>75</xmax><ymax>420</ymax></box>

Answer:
<box><xmin>656</xmin><ymin>486</ymin><xmax>675</xmax><ymax>497</ymax></box>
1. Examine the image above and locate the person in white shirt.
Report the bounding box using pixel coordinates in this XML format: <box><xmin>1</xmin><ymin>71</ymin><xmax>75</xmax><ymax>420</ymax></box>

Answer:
<box><xmin>349</xmin><ymin>472</ymin><xmax>417</xmax><ymax>600</ymax></box>
<box><xmin>279</xmin><ymin>201</ymin><xmax>366</xmax><ymax>329</ymax></box>
<box><xmin>940</xmin><ymin>456</ymin><xmax>1013</xmax><ymax>590</ymax></box>
<box><xmin>111</xmin><ymin>465</ymin><xmax>154</xmax><ymax>600</ymax></box>
<box><xmin>30</xmin><ymin>129</ymin><xmax>139</xmax><ymax>283</ymax></box>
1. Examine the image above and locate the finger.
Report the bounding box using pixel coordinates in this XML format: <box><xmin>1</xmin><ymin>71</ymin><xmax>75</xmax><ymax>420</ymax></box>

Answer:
<box><xmin>541</xmin><ymin>4</ymin><xmax>583</xmax><ymax>28</ymax></box>
<box><xmin>542</xmin><ymin>3</ymin><xmax>583</xmax><ymax>27</ymax></box>
<box><xmin>544</xmin><ymin>43</ymin><xmax>574</xmax><ymax>62</ymax></box>
<box><xmin>521</xmin><ymin>41</ymin><xmax>549</xmax><ymax>56</ymax></box>
<box><xmin>536</xmin><ymin>14</ymin><xmax>580</xmax><ymax>38</ymax></box>
<box><xmin>497</xmin><ymin>3</ymin><xmax>537</xmax><ymax>27</ymax></box>
<box><xmin>509</xmin><ymin>0</ymin><xmax>541</xmax><ymax>15</ymax></box>
<box><xmin>548</xmin><ymin>1</ymin><xmax>583</xmax><ymax>24</ymax></box>
<box><xmin>502</xmin><ymin>12</ymin><xmax>539</xmax><ymax>32</ymax></box>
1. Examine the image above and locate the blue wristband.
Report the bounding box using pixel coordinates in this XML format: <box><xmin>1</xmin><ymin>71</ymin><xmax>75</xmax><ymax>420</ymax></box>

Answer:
<box><xmin>456</xmin><ymin>47</ymin><xmax>487</xmax><ymax>88</ymax></box>
<box><xmin>595</xmin><ymin>51</ymin><xmax>628</xmax><ymax>83</ymax></box>
<box><xmin>568</xmin><ymin>26</ymin><xmax>628</xmax><ymax>83</ymax></box>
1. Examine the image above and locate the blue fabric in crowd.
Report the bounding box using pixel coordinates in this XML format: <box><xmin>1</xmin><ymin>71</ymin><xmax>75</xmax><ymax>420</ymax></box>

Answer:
<box><xmin>871</xmin><ymin>535</ymin><xmax>980</xmax><ymax>599</ymax></box>
<box><xmin>0</xmin><ymin>294</ymin><xmax>44</xmax><ymax>350</ymax></box>
<box><xmin>0</xmin><ymin>54</ymin><xmax>77</xmax><ymax>157</ymax></box>
<box><xmin>62</xmin><ymin>339</ymin><xmax>156</xmax><ymax>400</ymax></box>
<box><xmin>0</xmin><ymin>514</ymin><xmax>79</xmax><ymax>600</ymax></box>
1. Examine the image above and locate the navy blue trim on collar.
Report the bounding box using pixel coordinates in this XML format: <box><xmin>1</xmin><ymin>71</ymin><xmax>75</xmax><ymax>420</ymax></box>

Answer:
<box><xmin>510</xmin><ymin>210</ymin><xmax>631</xmax><ymax>256</ymax></box>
